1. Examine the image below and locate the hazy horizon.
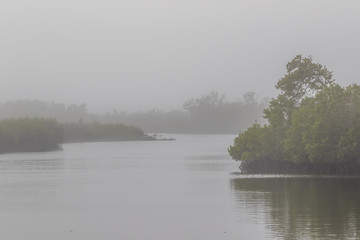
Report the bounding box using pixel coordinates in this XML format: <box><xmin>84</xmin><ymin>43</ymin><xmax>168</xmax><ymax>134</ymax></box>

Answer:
<box><xmin>2</xmin><ymin>0</ymin><xmax>359</xmax><ymax>113</ymax></box>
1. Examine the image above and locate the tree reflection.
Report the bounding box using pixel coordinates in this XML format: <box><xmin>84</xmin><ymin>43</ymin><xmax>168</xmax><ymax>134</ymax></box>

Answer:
<box><xmin>230</xmin><ymin>177</ymin><xmax>360</xmax><ymax>239</ymax></box>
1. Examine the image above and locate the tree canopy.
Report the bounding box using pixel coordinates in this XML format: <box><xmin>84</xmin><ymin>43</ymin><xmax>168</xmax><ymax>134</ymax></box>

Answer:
<box><xmin>229</xmin><ymin>55</ymin><xmax>360</xmax><ymax>174</ymax></box>
<box><xmin>276</xmin><ymin>55</ymin><xmax>334</xmax><ymax>103</ymax></box>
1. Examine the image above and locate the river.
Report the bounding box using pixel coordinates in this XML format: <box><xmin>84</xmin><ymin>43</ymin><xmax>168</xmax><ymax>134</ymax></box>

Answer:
<box><xmin>0</xmin><ymin>134</ymin><xmax>359</xmax><ymax>239</ymax></box>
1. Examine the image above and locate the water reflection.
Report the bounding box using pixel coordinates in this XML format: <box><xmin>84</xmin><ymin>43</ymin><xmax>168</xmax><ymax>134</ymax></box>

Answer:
<box><xmin>230</xmin><ymin>176</ymin><xmax>360</xmax><ymax>240</ymax></box>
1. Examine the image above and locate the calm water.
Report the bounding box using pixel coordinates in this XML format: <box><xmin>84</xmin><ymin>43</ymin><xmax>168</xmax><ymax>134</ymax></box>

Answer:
<box><xmin>0</xmin><ymin>134</ymin><xmax>359</xmax><ymax>239</ymax></box>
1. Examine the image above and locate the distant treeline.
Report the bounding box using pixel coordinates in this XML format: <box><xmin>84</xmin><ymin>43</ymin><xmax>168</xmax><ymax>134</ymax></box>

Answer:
<box><xmin>0</xmin><ymin>118</ymin><xmax>63</xmax><ymax>153</ymax></box>
<box><xmin>118</xmin><ymin>92</ymin><xmax>268</xmax><ymax>134</ymax></box>
<box><xmin>0</xmin><ymin>100</ymin><xmax>88</xmax><ymax>123</ymax></box>
<box><xmin>0</xmin><ymin>92</ymin><xmax>268</xmax><ymax>134</ymax></box>
<box><xmin>229</xmin><ymin>55</ymin><xmax>360</xmax><ymax>174</ymax></box>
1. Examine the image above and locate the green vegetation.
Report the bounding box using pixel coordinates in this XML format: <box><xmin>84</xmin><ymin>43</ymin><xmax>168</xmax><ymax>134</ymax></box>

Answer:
<box><xmin>229</xmin><ymin>55</ymin><xmax>360</xmax><ymax>174</ymax></box>
<box><xmin>0</xmin><ymin>118</ymin><xmax>63</xmax><ymax>153</ymax></box>
<box><xmin>0</xmin><ymin>118</ymin><xmax>157</xmax><ymax>154</ymax></box>
<box><xmin>62</xmin><ymin>122</ymin><xmax>153</xmax><ymax>143</ymax></box>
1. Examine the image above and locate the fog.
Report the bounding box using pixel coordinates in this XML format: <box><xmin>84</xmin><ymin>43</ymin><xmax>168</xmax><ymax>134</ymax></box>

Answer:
<box><xmin>1</xmin><ymin>0</ymin><xmax>359</xmax><ymax>113</ymax></box>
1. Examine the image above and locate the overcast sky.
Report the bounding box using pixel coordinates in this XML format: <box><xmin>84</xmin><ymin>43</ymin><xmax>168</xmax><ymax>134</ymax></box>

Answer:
<box><xmin>1</xmin><ymin>0</ymin><xmax>359</xmax><ymax>113</ymax></box>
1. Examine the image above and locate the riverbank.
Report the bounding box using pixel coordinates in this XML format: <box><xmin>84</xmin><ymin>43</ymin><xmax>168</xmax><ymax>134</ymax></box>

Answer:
<box><xmin>0</xmin><ymin>118</ymin><xmax>171</xmax><ymax>154</ymax></box>
<box><xmin>0</xmin><ymin>118</ymin><xmax>63</xmax><ymax>154</ymax></box>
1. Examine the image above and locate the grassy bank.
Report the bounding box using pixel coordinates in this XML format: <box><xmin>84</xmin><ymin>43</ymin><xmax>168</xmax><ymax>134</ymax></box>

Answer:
<box><xmin>0</xmin><ymin>118</ymin><xmax>158</xmax><ymax>154</ymax></box>
<box><xmin>0</xmin><ymin>118</ymin><xmax>63</xmax><ymax>153</ymax></box>
<box><xmin>62</xmin><ymin>122</ymin><xmax>154</xmax><ymax>143</ymax></box>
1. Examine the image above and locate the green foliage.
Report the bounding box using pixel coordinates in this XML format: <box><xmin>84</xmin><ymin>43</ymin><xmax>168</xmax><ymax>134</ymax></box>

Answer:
<box><xmin>62</xmin><ymin>122</ymin><xmax>151</xmax><ymax>143</ymax></box>
<box><xmin>229</xmin><ymin>55</ymin><xmax>360</xmax><ymax>174</ymax></box>
<box><xmin>0</xmin><ymin>118</ymin><xmax>153</xmax><ymax>153</ymax></box>
<box><xmin>229</xmin><ymin>123</ymin><xmax>265</xmax><ymax>161</ymax></box>
<box><xmin>337</xmin><ymin>118</ymin><xmax>360</xmax><ymax>164</ymax></box>
<box><xmin>0</xmin><ymin>118</ymin><xmax>63</xmax><ymax>153</ymax></box>
<box><xmin>285</xmin><ymin>84</ymin><xmax>360</xmax><ymax>164</ymax></box>
<box><xmin>228</xmin><ymin>123</ymin><xmax>281</xmax><ymax>162</ymax></box>
<box><xmin>276</xmin><ymin>55</ymin><xmax>334</xmax><ymax>102</ymax></box>
<box><xmin>264</xmin><ymin>55</ymin><xmax>335</xmax><ymax>131</ymax></box>
<box><xmin>263</xmin><ymin>94</ymin><xmax>295</xmax><ymax>130</ymax></box>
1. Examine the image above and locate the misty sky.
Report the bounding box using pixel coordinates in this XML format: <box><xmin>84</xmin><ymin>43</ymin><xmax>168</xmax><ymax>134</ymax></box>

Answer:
<box><xmin>1</xmin><ymin>0</ymin><xmax>360</xmax><ymax>113</ymax></box>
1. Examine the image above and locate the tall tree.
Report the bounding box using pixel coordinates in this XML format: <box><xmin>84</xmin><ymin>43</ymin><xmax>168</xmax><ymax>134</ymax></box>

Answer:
<box><xmin>264</xmin><ymin>55</ymin><xmax>335</xmax><ymax>132</ymax></box>
<box><xmin>276</xmin><ymin>55</ymin><xmax>335</xmax><ymax>103</ymax></box>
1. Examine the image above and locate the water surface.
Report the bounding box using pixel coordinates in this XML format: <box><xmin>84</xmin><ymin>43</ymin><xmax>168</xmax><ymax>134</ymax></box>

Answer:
<box><xmin>230</xmin><ymin>175</ymin><xmax>360</xmax><ymax>240</ymax></box>
<box><xmin>0</xmin><ymin>134</ymin><xmax>359</xmax><ymax>239</ymax></box>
